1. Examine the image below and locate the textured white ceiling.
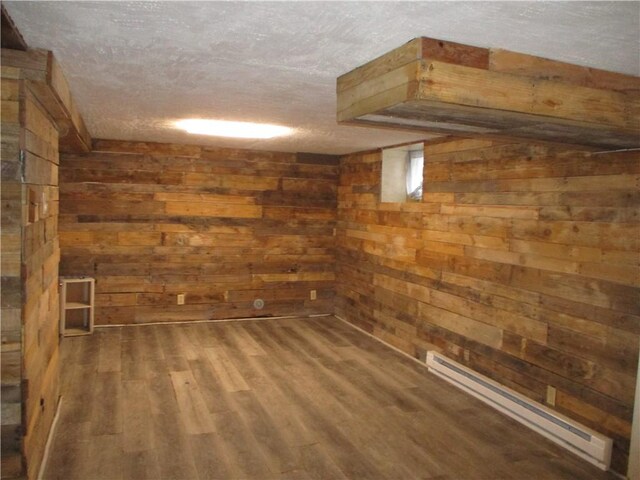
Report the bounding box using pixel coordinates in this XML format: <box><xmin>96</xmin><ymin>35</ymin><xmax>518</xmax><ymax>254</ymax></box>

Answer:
<box><xmin>5</xmin><ymin>1</ymin><xmax>640</xmax><ymax>155</ymax></box>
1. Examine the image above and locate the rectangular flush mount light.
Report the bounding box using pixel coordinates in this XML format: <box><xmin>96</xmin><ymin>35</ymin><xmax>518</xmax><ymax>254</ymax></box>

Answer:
<box><xmin>174</xmin><ymin>119</ymin><xmax>292</xmax><ymax>139</ymax></box>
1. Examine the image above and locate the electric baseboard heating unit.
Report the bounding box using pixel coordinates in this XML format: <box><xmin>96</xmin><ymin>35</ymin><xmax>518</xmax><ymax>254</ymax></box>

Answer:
<box><xmin>426</xmin><ymin>351</ymin><xmax>613</xmax><ymax>470</ymax></box>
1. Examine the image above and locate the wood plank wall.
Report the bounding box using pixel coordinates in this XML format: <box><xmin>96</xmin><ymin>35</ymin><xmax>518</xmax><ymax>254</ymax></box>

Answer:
<box><xmin>1</xmin><ymin>66</ymin><xmax>61</xmax><ymax>479</ymax></box>
<box><xmin>59</xmin><ymin>141</ymin><xmax>338</xmax><ymax>325</ymax></box>
<box><xmin>335</xmin><ymin>137</ymin><xmax>640</xmax><ymax>473</ymax></box>
<box><xmin>1</xmin><ymin>66</ymin><xmax>25</xmax><ymax>480</ymax></box>
<box><xmin>21</xmin><ymin>77</ymin><xmax>61</xmax><ymax>480</ymax></box>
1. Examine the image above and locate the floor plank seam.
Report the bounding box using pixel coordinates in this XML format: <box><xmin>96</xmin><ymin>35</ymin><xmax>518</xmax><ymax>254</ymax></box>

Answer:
<box><xmin>46</xmin><ymin>316</ymin><xmax>615</xmax><ymax>480</ymax></box>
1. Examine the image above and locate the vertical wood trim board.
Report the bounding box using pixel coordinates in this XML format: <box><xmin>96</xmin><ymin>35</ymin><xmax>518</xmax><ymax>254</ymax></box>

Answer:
<box><xmin>335</xmin><ymin>138</ymin><xmax>639</xmax><ymax>474</ymax></box>
<box><xmin>59</xmin><ymin>141</ymin><xmax>339</xmax><ymax>325</ymax></box>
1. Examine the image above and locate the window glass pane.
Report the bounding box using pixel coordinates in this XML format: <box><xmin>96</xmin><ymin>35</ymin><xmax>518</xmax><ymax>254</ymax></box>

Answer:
<box><xmin>380</xmin><ymin>142</ymin><xmax>423</xmax><ymax>203</ymax></box>
<box><xmin>406</xmin><ymin>150</ymin><xmax>423</xmax><ymax>200</ymax></box>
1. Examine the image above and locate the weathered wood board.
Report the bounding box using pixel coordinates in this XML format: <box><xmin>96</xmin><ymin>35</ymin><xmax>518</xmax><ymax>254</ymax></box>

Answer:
<box><xmin>1</xmin><ymin>61</ymin><xmax>61</xmax><ymax>480</ymax></box>
<box><xmin>1</xmin><ymin>48</ymin><xmax>91</xmax><ymax>153</ymax></box>
<box><xmin>337</xmin><ymin>37</ymin><xmax>640</xmax><ymax>149</ymax></box>
<box><xmin>1</xmin><ymin>67</ymin><xmax>24</xmax><ymax>480</ymax></box>
<box><xmin>335</xmin><ymin>138</ymin><xmax>640</xmax><ymax>474</ymax></box>
<box><xmin>59</xmin><ymin>140</ymin><xmax>338</xmax><ymax>325</ymax></box>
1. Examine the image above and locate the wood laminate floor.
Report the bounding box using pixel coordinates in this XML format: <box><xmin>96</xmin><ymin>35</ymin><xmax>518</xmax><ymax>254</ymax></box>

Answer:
<box><xmin>45</xmin><ymin>316</ymin><xmax>615</xmax><ymax>480</ymax></box>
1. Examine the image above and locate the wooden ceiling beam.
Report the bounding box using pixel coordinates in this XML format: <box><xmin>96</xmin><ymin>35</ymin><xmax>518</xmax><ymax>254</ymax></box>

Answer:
<box><xmin>1</xmin><ymin>48</ymin><xmax>91</xmax><ymax>153</ymax></box>
<box><xmin>337</xmin><ymin>37</ymin><xmax>640</xmax><ymax>149</ymax></box>
<box><xmin>1</xmin><ymin>4</ymin><xmax>28</xmax><ymax>51</ymax></box>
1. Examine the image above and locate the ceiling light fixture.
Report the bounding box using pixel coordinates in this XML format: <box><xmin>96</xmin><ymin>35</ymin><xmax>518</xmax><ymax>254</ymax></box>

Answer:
<box><xmin>174</xmin><ymin>119</ymin><xmax>293</xmax><ymax>139</ymax></box>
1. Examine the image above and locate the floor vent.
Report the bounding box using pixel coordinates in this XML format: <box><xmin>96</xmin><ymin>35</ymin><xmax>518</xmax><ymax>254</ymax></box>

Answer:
<box><xmin>426</xmin><ymin>351</ymin><xmax>612</xmax><ymax>470</ymax></box>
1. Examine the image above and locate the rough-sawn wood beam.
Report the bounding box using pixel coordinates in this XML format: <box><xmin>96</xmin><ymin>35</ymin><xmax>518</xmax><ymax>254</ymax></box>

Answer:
<box><xmin>1</xmin><ymin>48</ymin><xmax>91</xmax><ymax>153</ymax></box>
<box><xmin>337</xmin><ymin>37</ymin><xmax>640</xmax><ymax>149</ymax></box>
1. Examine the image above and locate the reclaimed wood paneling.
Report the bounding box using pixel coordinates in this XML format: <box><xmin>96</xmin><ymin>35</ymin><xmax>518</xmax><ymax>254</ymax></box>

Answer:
<box><xmin>59</xmin><ymin>140</ymin><xmax>338</xmax><ymax>325</ymax></box>
<box><xmin>335</xmin><ymin>138</ymin><xmax>639</xmax><ymax>474</ymax></box>
<box><xmin>1</xmin><ymin>48</ymin><xmax>91</xmax><ymax>153</ymax></box>
<box><xmin>337</xmin><ymin>37</ymin><xmax>640</xmax><ymax>149</ymax></box>
<box><xmin>1</xmin><ymin>64</ymin><xmax>61</xmax><ymax>480</ymax></box>
<box><xmin>1</xmin><ymin>67</ymin><xmax>24</xmax><ymax>480</ymax></box>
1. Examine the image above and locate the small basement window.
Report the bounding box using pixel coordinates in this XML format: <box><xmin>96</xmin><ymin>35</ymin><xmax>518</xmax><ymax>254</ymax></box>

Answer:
<box><xmin>380</xmin><ymin>142</ymin><xmax>424</xmax><ymax>202</ymax></box>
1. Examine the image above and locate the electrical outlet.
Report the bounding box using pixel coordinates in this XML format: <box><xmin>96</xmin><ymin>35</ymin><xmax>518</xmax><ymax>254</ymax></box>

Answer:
<box><xmin>310</xmin><ymin>289</ymin><xmax>317</xmax><ymax>300</ymax></box>
<box><xmin>177</xmin><ymin>293</ymin><xmax>185</xmax><ymax>305</ymax></box>
<box><xmin>546</xmin><ymin>385</ymin><xmax>556</xmax><ymax>406</ymax></box>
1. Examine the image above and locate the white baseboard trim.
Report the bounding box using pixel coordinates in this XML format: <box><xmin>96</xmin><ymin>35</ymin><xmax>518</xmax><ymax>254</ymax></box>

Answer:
<box><xmin>333</xmin><ymin>314</ymin><xmax>427</xmax><ymax>368</ymax></box>
<box><xmin>334</xmin><ymin>313</ymin><xmax>625</xmax><ymax>476</ymax></box>
<box><xmin>94</xmin><ymin>313</ymin><xmax>332</xmax><ymax>329</ymax></box>
<box><xmin>37</xmin><ymin>395</ymin><xmax>63</xmax><ymax>480</ymax></box>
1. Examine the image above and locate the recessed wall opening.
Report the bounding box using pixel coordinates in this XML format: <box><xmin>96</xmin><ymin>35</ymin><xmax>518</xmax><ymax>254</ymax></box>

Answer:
<box><xmin>380</xmin><ymin>142</ymin><xmax>424</xmax><ymax>203</ymax></box>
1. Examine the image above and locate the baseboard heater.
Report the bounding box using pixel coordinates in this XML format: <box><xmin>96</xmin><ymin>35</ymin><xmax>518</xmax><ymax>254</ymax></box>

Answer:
<box><xmin>426</xmin><ymin>351</ymin><xmax>612</xmax><ymax>470</ymax></box>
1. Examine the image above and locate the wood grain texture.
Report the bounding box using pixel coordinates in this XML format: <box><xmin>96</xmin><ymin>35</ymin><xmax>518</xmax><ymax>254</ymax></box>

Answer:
<box><xmin>488</xmin><ymin>48</ymin><xmax>640</xmax><ymax>93</ymax></box>
<box><xmin>0</xmin><ymin>68</ymin><xmax>24</xmax><ymax>480</ymax></box>
<box><xmin>21</xmin><ymin>81</ymin><xmax>61</xmax><ymax>480</ymax></box>
<box><xmin>336</xmin><ymin>37</ymin><xmax>640</xmax><ymax>149</ymax></box>
<box><xmin>1</xmin><ymin>66</ymin><xmax>61</xmax><ymax>480</ymax></box>
<box><xmin>43</xmin><ymin>317</ymin><xmax>615</xmax><ymax>480</ymax></box>
<box><xmin>336</xmin><ymin>138</ymin><xmax>640</xmax><ymax>474</ymax></box>
<box><xmin>59</xmin><ymin>140</ymin><xmax>338</xmax><ymax>325</ymax></box>
<box><xmin>1</xmin><ymin>48</ymin><xmax>91</xmax><ymax>153</ymax></box>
